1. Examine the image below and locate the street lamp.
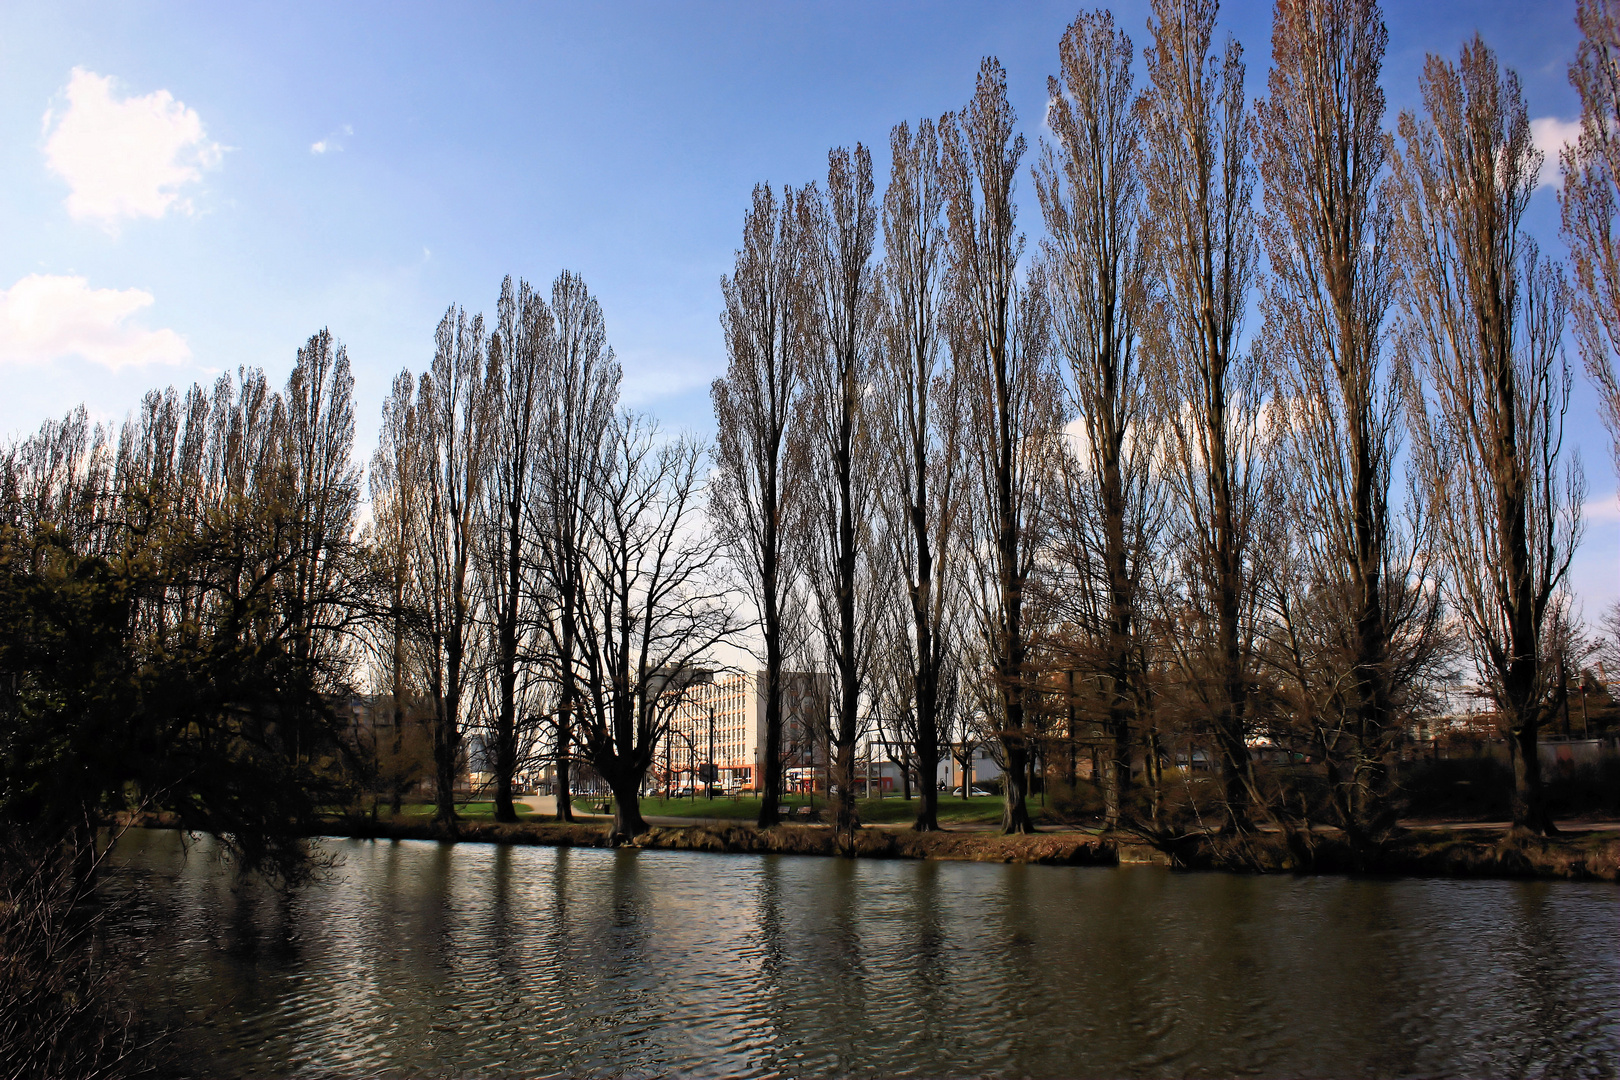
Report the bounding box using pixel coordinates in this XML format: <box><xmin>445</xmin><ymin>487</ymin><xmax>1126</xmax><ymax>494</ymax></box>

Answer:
<box><xmin>707</xmin><ymin>706</ymin><xmax>716</xmax><ymax>801</ymax></box>
<box><xmin>671</xmin><ymin>726</ymin><xmax>698</xmax><ymax>798</ymax></box>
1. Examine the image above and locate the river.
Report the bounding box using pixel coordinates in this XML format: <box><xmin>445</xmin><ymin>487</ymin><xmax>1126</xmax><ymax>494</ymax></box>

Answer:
<box><xmin>106</xmin><ymin>829</ymin><xmax>1619</xmax><ymax>1078</ymax></box>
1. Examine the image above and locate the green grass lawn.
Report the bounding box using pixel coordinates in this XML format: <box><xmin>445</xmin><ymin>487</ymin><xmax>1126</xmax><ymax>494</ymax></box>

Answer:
<box><xmin>398</xmin><ymin>801</ymin><xmax>535</xmax><ymax>819</ymax></box>
<box><xmin>575</xmin><ymin>792</ymin><xmax>1052</xmax><ymax>825</ymax></box>
<box><xmin>572</xmin><ymin>794</ymin><xmax>789</xmax><ymax>820</ymax></box>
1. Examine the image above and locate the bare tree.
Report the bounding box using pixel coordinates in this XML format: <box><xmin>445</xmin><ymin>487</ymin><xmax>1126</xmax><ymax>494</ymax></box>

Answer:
<box><xmin>281</xmin><ymin>331</ymin><xmax>364</xmax><ymax>728</ymax></box>
<box><xmin>1035</xmin><ymin>8</ymin><xmax>1158</xmax><ymax>832</ymax></box>
<box><xmin>876</xmin><ymin>115</ymin><xmax>968</xmax><ymax>832</ymax></box>
<box><xmin>1253</xmin><ymin>0</ymin><xmax>1452</xmax><ymax>839</ymax></box>
<box><xmin>1140</xmin><ymin>0</ymin><xmax>1268</xmax><ymax>832</ymax></box>
<box><xmin>413</xmin><ymin>306</ymin><xmax>500</xmax><ymax>827</ymax></box>
<box><xmin>368</xmin><ymin>370</ymin><xmax>427</xmax><ymax>813</ymax></box>
<box><xmin>532</xmin><ymin>271</ymin><xmax>621</xmax><ymax>822</ymax></box>
<box><xmin>574</xmin><ymin>417</ymin><xmax>740</xmax><ymax>842</ymax></box>
<box><xmin>477</xmin><ymin>277</ymin><xmax>557</xmax><ymax>821</ymax></box>
<box><xmin>1564</xmin><ymin>0</ymin><xmax>1620</xmax><ymax>487</ymax></box>
<box><xmin>795</xmin><ymin>145</ymin><xmax>884</xmax><ymax>835</ymax></box>
<box><xmin>712</xmin><ymin>183</ymin><xmax>812</xmax><ymax>827</ymax></box>
<box><xmin>1596</xmin><ymin>603</ymin><xmax>1620</xmax><ymax>681</ymax></box>
<box><xmin>1567</xmin><ymin>0</ymin><xmax>1620</xmax><ymax>664</ymax></box>
<box><xmin>1392</xmin><ymin>36</ymin><xmax>1586</xmax><ymax>835</ymax></box>
<box><xmin>944</xmin><ymin>58</ymin><xmax>1061</xmax><ymax>835</ymax></box>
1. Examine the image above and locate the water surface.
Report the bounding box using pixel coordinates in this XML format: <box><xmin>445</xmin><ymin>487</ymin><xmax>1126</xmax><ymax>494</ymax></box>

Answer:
<box><xmin>108</xmin><ymin>830</ymin><xmax>1620</xmax><ymax>1078</ymax></box>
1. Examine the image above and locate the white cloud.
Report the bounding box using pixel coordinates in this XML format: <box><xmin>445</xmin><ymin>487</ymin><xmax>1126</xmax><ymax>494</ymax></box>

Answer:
<box><xmin>310</xmin><ymin>124</ymin><xmax>353</xmax><ymax>155</ymax></box>
<box><xmin>619</xmin><ymin>355</ymin><xmax>711</xmax><ymax>406</ymax></box>
<box><xmin>42</xmin><ymin>67</ymin><xmax>223</xmax><ymax>227</ymax></box>
<box><xmin>1585</xmin><ymin>491</ymin><xmax>1620</xmax><ymax>524</ymax></box>
<box><xmin>1531</xmin><ymin>116</ymin><xmax>1582</xmax><ymax>190</ymax></box>
<box><xmin>0</xmin><ymin>274</ymin><xmax>190</xmax><ymax>370</ymax></box>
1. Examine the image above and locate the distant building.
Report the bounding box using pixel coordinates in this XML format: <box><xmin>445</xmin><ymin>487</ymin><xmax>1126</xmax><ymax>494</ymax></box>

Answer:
<box><xmin>666</xmin><ymin>670</ymin><xmax>830</xmax><ymax>791</ymax></box>
<box><xmin>849</xmin><ymin>755</ymin><xmax>933</xmax><ymax>795</ymax></box>
<box><xmin>328</xmin><ymin>692</ymin><xmax>415</xmax><ymax>754</ymax></box>
<box><xmin>942</xmin><ymin>741</ymin><xmax>1003</xmax><ymax>791</ymax></box>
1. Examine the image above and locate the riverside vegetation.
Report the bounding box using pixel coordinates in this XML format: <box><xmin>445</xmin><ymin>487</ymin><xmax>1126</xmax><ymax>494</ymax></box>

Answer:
<box><xmin>7</xmin><ymin>0</ymin><xmax>1620</xmax><ymax>1076</ymax></box>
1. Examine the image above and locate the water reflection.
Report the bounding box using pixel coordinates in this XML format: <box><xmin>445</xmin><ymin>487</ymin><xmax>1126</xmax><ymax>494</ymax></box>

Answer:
<box><xmin>107</xmin><ymin>830</ymin><xmax>1620</xmax><ymax>1078</ymax></box>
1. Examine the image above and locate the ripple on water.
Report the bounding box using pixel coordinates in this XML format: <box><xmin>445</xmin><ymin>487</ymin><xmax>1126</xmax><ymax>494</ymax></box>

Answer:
<box><xmin>103</xmin><ymin>831</ymin><xmax>1620</xmax><ymax>1079</ymax></box>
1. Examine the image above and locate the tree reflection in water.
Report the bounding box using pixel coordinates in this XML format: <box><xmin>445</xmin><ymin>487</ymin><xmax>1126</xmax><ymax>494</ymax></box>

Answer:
<box><xmin>105</xmin><ymin>831</ymin><xmax>1620</xmax><ymax>1078</ymax></box>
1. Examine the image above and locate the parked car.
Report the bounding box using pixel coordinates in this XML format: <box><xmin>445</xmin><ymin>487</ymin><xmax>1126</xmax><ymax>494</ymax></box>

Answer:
<box><xmin>952</xmin><ymin>786</ymin><xmax>993</xmax><ymax>797</ymax></box>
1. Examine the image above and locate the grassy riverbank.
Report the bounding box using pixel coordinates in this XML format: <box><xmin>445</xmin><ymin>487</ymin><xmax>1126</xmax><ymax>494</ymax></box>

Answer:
<box><xmin>398</xmin><ymin>801</ymin><xmax>536</xmax><ymax>819</ymax></box>
<box><xmin>317</xmin><ymin>814</ymin><xmax>1620</xmax><ymax>882</ymax></box>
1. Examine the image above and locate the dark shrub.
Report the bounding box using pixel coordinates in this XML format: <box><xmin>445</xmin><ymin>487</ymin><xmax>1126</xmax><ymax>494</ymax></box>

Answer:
<box><xmin>1544</xmin><ymin>757</ymin><xmax>1620</xmax><ymax>819</ymax></box>
<box><xmin>1398</xmin><ymin>757</ymin><xmax>1514</xmax><ymax>820</ymax></box>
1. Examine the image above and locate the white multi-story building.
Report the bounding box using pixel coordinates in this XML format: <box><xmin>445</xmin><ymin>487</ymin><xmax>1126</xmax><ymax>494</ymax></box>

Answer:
<box><xmin>942</xmin><ymin>741</ymin><xmax>1005</xmax><ymax>792</ymax></box>
<box><xmin>666</xmin><ymin>670</ymin><xmax>829</xmax><ymax>791</ymax></box>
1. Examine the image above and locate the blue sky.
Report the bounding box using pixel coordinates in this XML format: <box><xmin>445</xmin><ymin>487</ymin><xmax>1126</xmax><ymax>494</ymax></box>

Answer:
<box><xmin>0</xmin><ymin>0</ymin><xmax>1613</xmax><ymax>612</ymax></box>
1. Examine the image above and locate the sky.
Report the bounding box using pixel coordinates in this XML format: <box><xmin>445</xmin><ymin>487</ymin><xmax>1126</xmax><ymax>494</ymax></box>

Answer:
<box><xmin>0</xmin><ymin>0</ymin><xmax>1614</xmax><ymax>616</ymax></box>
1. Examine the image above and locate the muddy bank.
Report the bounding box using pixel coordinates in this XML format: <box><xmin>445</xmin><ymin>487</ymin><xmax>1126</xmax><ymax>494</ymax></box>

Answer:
<box><xmin>317</xmin><ymin>816</ymin><xmax>1620</xmax><ymax>881</ymax></box>
<box><xmin>326</xmin><ymin>816</ymin><xmax>1118</xmax><ymax>865</ymax></box>
<box><xmin>1161</xmin><ymin>827</ymin><xmax>1620</xmax><ymax>881</ymax></box>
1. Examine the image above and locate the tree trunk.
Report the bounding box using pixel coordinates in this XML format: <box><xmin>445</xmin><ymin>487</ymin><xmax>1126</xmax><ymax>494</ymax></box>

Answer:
<box><xmin>759</xmin><ymin>652</ymin><xmax>784</xmax><ymax>827</ymax></box>
<box><xmin>757</xmin><ymin>435</ymin><xmax>785</xmax><ymax>828</ymax></box>
<box><xmin>492</xmin><ymin>657</ymin><xmax>517</xmax><ymax>822</ymax></box>
<box><xmin>1001</xmin><ymin>743</ymin><xmax>1033</xmax><ymax>833</ymax></box>
<box><xmin>1213</xmin><ymin>440</ymin><xmax>1254</xmax><ymax>833</ymax></box>
<box><xmin>1143</xmin><ymin>725</ymin><xmax>1165</xmax><ymax>832</ymax></box>
<box><xmin>1510</xmin><ymin>720</ymin><xmax>1555</xmax><ymax>835</ymax></box>
<box><xmin>493</xmin><ymin>507</ymin><xmax>524</xmax><ymax>823</ymax></box>
<box><xmin>911</xmin><ymin>742</ymin><xmax>939</xmax><ymax>832</ymax></box>
<box><xmin>997</xmin><ymin>450</ymin><xmax>1034</xmax><ymax>836</ymax></box>
<box><xmin>390</xmin><ymin>611</ymin><xmax>406</xmax><ymax>815</ymax></box>
<box><xmin>553</xmin><ymin>543</ymin><xmax>579</xmax><ymax>824</ymax></box>
<box><xmin>554</xmin><ymin>676</ymin><xmax>576</xmax><ymax>823</ymax></box>
<box><xmin>434</xmin><ymin>624</ymin><xmax>464</xmax><ymax>828</ymax></box>
<box><xmin>389</xmin><ymin>711</ymin><xmax>405</xmax><ymax>816</ymax></box>
<box><xmin>608</xmin><ymin>772</ymin><xmax>649</xmax><ymax>844</ymax></box>
<box><xmin>1102</xmin><ymin>457</ymin><xmax>1134</xmax><ymax>832</ymax></box>
<box><xmin>434</xmin><ymin>705</ymin><xmax>458</xmax><ymax>830</ymax></box>
<box><xmin>833</xmin><ymin>735</ymin><xmax>858</xmax><ymax>835</ymax></box>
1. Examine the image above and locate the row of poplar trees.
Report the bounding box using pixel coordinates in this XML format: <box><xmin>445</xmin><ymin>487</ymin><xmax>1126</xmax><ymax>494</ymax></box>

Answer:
<box><xmin>7</xmin><ymin>0</ymin><xmax>1619</xmax><ymax>863</ymax></box>
<box><xmin>712</xmin><ymin>0</ymin><xmax>1620</xmax><ymax>841</ymax></box>
<box><xmin>367</xmin><ymin>273</ymin><xmax>739</xmax><ymax>842</ymax></box>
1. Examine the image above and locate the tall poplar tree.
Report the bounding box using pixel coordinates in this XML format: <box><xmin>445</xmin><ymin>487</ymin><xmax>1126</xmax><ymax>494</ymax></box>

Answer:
<box><xmin>481</xmin><ymin>277</ymin><xmax>556</xmax><ymax>822</ymax></box>
<box><xmin>1392</xmin><ymin>36</ymin><xmax>1585</xmax><ymax>835</ymax></box>
<box><xmin>877</xmin><ymin>116</ymin><xmax>965</xmax><ymax>832</ymax></box>
<box><xmin>368</xmin><ymin>370</ymin><xmax>423</xmax><ymax>813</ymax></box>
<box><xmin>532</xmin><ymin>271</ymin><xmax>620</xmax><ymax>822</ymax></box>
<box><xmin>1140</xmin><ymin>0</ymin><xmax>1268</xmax><ymax>831</ymax></box>
<box><xmin>944</xmin><ymin>58</ymin><xmax>1060</xmax><ymax>835</ymax></box>
<box><xmin>797</xmin><ymin>145</ymin><xmax>882</xmax><ymax>836</ymax></box>
<box><xmin>1563</xmin><ymin>0</ymin><xmax>1620</xmax><ymax>487</ymax></box>
<box><xmin>415</xmin><ymin>307</ymin><xmax>499</xmax><ymax>827</ymax></box>
<box><xmin>1035</xmin><ymin>9</ymin><xmax>1157</xmax><ymax>831</ymax></box>
<box><xmin>713</xmin><ymin>184</ymin><xmax>812</xmax><ymax>828</ymax></box>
